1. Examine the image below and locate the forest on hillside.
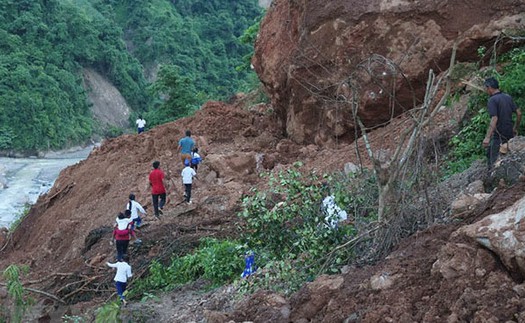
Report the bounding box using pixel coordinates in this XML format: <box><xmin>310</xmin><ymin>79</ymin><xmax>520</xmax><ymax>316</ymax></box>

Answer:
<box><xmin>0</xmin><ymin>0</ymin><xmax>261</xmax><ymax>152</ymax></box>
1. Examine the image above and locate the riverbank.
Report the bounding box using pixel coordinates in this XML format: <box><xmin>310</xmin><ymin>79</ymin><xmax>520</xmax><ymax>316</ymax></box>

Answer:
<box><xmin>0</xmin><ymin>145</ymin><xmax>95</xmax><ymax>228</ymax></box>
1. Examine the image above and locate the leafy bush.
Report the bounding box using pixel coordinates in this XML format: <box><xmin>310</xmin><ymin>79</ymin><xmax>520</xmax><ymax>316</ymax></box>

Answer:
<box><xmin>9</xmin><ymin>204</ymin><xmax>31</xmax><ymax>232</ymax></box>
<box><xmin>145</xmin><ymin>65</ymin><xmax>200</xmax><ymax>127</ymax></box>
<box><xmin>131</xmin><ymin>238</ymin><xmax>244</xmax><ymax>296</ymax></box>
<box><xmin>131</xmin><ymin>169</ymin><xmax>378</xmax><ymax>297</ymax></box>
<box><xmin>238</xmin><ymin>167</ymin><xmax>377</xmax><ymax>294</ymax></box>
<box><xmin>499</xmin><ymin>47</ymin><xmax>525</xmax><ymax>109</ymax></box>
<box><xmin>444</xmin><ymin>95</ymin><xmax>489</xmax><ymax>176</ymax></box>
<box><xmin>104</xmin><ymin>126</ymin><xmax>125</xmax><ymax>139</ymax></box>
<box><xmin>445</xmin><ymin>46</ymin><xmax>525</xmax><ymax>176</ymax></box>
<box><xmin>0</xmin><ymin>127</ymin><xmax>15</xmax><ymax>150</ymax></box>
<box><xmin>95</xmin><ymin>301</ymin><xmax>120</xmax><ymax>323</ymax></box>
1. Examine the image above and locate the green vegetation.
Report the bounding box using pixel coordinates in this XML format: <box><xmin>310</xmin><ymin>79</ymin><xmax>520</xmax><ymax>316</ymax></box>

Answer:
<box><xmin>130</xmin><ymin>238</ymin><xmax>244</xmax><ymax>295</ymax></box>
<box><xmin>0</xmin><ymin>0</ymin><xmax>148</xmax><ymax>152</ymax></box>
<box><xmin>144</xmin><ymin>64</ymin><xmax>200</xmax><ymax>128</ymax></box>
<box><xmin>444</xmin><ymin>95</ymin><xmax>489</xmax><ymax>175</ymax></box>
<box><xmin>445</xmin><ymin>46</ymin><xmax>525</xmax><ymax>175</ymax></box>
<box><xmin>0</xmin><ymin>0</ymin><xmax>262</xmax><ymax>152</ymax></box>
<box><xmin>2</xmin><ymin>265</ymin><xmax>33</xmax><ymax>323</ymax></box>
<box><xmin>95</xmin><ymin>300</ymin><xmax>120</xmax><ymax>323</ymax></box>
<box><xmin>237</xmin><ymin>167</ymin><xmax>377</xmax><ymax>294</ymax></box>
<box><xmin>8</xmin><ymin>203</ymin><xmax>31</xmax><ymax>232</ymax></box>
<box><xmin>236</xmin><ymin>18</ymin><xmax>261</xmax><ymax>72</ymax></box>
<box><xmin>131</xmin><ymin>167</ymin><xmax>378</xmax><ymax>298</ymax></box>
<box><xmin>97</xmin><ymin>0</ymin><xmax>262</xmax><ymax>100</ymax></box>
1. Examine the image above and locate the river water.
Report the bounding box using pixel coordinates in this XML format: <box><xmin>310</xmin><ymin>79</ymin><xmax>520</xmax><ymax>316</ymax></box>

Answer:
<box><xmin>0</xmin><ymin>146</ymin><xmax>94</xmax><ymax>228</ymax></box>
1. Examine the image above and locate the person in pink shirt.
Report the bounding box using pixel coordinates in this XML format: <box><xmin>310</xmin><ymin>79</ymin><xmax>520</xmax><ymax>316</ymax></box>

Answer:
<box><xmin>149</xmin><ymin>161</ymin><xmax>167</xmax><ymax>217</ymax></box>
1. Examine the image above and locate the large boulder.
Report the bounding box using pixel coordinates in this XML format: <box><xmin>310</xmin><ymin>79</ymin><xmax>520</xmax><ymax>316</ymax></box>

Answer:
<box><xmin>253</xmin><ymin>0</ymin><xmax>525</xmax><ymax>145</ymax></box>
<box><xmin>457</xmin><ymin>195</ymin><xmax>525</xmax><ymax>278</ymax></box>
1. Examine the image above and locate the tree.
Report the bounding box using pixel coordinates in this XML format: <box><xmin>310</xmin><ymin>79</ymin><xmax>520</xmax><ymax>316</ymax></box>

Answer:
<box><xmin>337</xmin><ymin>46</ymin><xmax>457</xmax><ymax>258</ymax></box>
<box><xmin>146</xmin><ymin>64</ymin><xmax>199</xmax><ymax>127</ymax></box>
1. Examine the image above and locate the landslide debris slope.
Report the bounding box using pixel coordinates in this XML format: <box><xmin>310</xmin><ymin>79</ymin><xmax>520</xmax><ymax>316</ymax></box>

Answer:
<box><xmin>2</xmin><ymin>0</ymin><xmax>525</xmax><ymax>321</ymax></box>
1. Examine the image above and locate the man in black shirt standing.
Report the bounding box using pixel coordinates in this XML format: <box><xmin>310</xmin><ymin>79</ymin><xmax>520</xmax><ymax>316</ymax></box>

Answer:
<box><xmin>482</xmin><ymin>77</ymin><xmax>522</xmax><ymax>169</ymax></box>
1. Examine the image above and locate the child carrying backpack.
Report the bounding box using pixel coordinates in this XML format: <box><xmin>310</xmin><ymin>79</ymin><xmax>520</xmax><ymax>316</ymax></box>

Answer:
<box><xmin>191</xmin><ymin>147</ymin><xmax>202</xmax><ymax>171</ymax></box>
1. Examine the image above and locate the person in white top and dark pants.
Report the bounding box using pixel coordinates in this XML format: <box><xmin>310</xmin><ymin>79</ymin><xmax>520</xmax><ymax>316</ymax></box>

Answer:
<box><xmin>107</xmin><ymin>255</ymin><xmax>132</xmax><ymax>305</ymax></box>
<box><xmin>136</xmin><ymin>116</ymin><xmax>146</xmax><ymax>134</ymax></box>
<box><xmin>181</xmin><ymin>159</ymin><xmax>197</xmax><ymax>204</ymax></box>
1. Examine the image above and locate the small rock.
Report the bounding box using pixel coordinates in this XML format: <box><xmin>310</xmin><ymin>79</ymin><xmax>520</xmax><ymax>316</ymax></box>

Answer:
<box><xmin>344</xmin><ymin>162</ymin><xmax>359</xmax><ymax>175</ymax></box>
<box><xmin>88</xmin><ymin>254</ymin><xmax>106</xmax><ymax>266</ymax></box>
<box><xmin>513</xmin><ymin>284</ymin><xmax>525</xmax><ymax>297</ymax></box>
<box><xmin>370</xmin><ymin>273</ymin><xmax>394</xmax><ymax>290</ymax></box>
<box><xmin>475</xmin><ymin>268</ymin><xmax>486</xmax><ymax>277</ymax></box>
<box><xmin>343</xmin><ymin>313</ymin><xmax>359</xmax><ymax>323</ymax></box>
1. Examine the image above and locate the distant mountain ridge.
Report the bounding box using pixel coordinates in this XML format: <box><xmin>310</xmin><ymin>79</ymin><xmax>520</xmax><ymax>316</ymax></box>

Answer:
<box><xmin>0</xmin><ymin>0</ymin><xmax>262</xmax><ymax>153</ymax></box>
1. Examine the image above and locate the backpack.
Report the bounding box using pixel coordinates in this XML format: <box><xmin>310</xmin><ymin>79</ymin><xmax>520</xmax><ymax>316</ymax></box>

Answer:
<box><xmin>191</xmin><ymin>153</ymin><xmax>202</xmax><ymax>165</ymax></box>
<box><xmin>114</xmin><ymin>223</ymin><xmax>132</xmax><ymax>240</ymax></box>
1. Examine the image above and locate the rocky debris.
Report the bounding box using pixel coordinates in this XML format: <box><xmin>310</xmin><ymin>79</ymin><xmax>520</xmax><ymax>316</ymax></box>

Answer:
<box><xmin>457</xmin><ymin>194</ymin><xmax>525</xmax><ymax>278</ymax></box>
<box><xmin>449</xmin><ymin>136</ymin><xmax>525</xmax><ymax>216</ymax></box>
<box><xmin>0</xmin><ymin>86</ymin><xmax>501</xmax><ymax>321</ymax></box>
<box><xmin>253</xmin><ymin>0</ymin><xmax>525</xmax><ymax>145</ymax></box>
<box><xmin>369</xmin><ymin>272</ymin><xmax>399</xmax><ymax>290</ymax></box>
<box><xmin>431</xmin><ymin>242</ymin><xmax>494</xmax><ymax>280</ymax></box>
<box><xmin>2</xmin><ymin>75</ymin><xmax>523</xmax><ymax>322</ymax></box>
<box><xmin>450</xmin><ymin>193</ymin><xmax>490</xmax><ymax>216</ymax></box>
<box><xmin>0</xmin><ymin>101</ymin><xmax>285</xmax><ymax>307</ymax></box>
<box><xmin>221</xmin><ymin>153</ymin><xmax>525</xmax><ymax>322</ymax></box>
<box><xmin>487</xmin><ymin>137</ymin><xmax>525</xmax><ymax>190</ymax></box>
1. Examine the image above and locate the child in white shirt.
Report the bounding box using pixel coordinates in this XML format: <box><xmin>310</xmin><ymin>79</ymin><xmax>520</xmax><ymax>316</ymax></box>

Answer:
<box><xmin>181</xmin><ymin>159</ymin><xmax>197</xmax><ymax>204</ymax></box>
<box><xmin>107</xmin><ymin>255</ymin><xmax>132</xmax><ymax>305</ymax></box>
<box><xmin>127</xmin><ymin>193</ymin><xmax>146</xmax><ymax>228</ymax></box>
<box><xmin>191</xmin><ymin>147</ymin><xmax>202</xmax><ymax>171</ymax></box>
<box><xmin>136</xmin><ymin>116</ymin><xmax>146</xmax><ymax>134</ymax></box>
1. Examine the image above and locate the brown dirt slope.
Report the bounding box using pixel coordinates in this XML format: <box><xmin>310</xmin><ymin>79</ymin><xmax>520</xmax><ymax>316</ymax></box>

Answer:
<box><xmin>0</xmin><ymin>101</ymin><xmax>285</xmax><ymax>300</ymax></box>
<box><xmin>0</xmin><ymin>90</ymin><xmax>518</xmax><ymax>322</ymax></box>
<box><xmin>228</xmin><ymin>183</ymin><xmax>525</xmax><ymax>322</ymax></box>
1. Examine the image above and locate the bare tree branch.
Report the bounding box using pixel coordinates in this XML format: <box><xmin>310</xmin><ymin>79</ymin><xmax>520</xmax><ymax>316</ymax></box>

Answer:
<box><xmin>0</xmin><ymin>283</ymin><xmax>65</xmax><ymax>304</ymax></box>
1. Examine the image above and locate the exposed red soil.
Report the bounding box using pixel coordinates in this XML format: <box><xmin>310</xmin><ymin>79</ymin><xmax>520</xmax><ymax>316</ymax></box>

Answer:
<box><xmin>1</xmin><ymin>93</ymin><xmax>522</xmax><ymax>322</ymax></box>
<box><xmin>226</xmin><ymin>183</ymin><xmax>525</xmax><ymax>323</ymax></box>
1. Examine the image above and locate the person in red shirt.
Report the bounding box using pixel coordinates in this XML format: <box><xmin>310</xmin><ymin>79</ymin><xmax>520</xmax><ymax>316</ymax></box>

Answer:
<box><xmin>112</xmin><ymin>212</ymin><xmax>136</xmax><ymax>260</ymax></box>
<box><xmin>149</xmin><ymin>161</ymin><xmax>167</xmax><ymax>217</ymax></box>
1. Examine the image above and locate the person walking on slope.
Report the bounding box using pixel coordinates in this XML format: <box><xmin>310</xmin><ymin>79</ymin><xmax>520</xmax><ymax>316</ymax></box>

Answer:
<box><xmin>127</xmin><ymin>193</ymin><xmax>146</xmax><ymax>229</ymax></box>
<box><xmin>191</xmin><ymin>147</ymin><xmax>202</xmax><ymax>171</ymax></box>
<box><xmin>149</xmin><ymin>161</ymin><xmax>167</xmax><ymax>217</ymax></box>
<box><xmin>113</xmin><ymin>212</ymin><xmax>136</xmax><ymax>260</ymax></box>
<box><xmin>181</xmin><ymin>159</ymin><xmax>197</xmax><ymax>204</ymax></box>
<box><xmin>107</xmin><ymin>255</ymin><xmax>132</xmax><ymax>306</ymax></box>
<box><xmin>124</xmin><ymin>209</ymin><xmax>142</xmax><ymax>245</ymax></box>
<box><xmin>136</xmin><ymin>115</ymin><xmax>146</xmax><ymax>134</ymax></box>
<box><xmin>178</xmin><ymin>130</ymin><xmax>195</xmax><ymax>166</ymax></box>
<box><xmin>482</xmin><ymin>77</ymin><xmax>522</xmax><ymax>169</ymax></box>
